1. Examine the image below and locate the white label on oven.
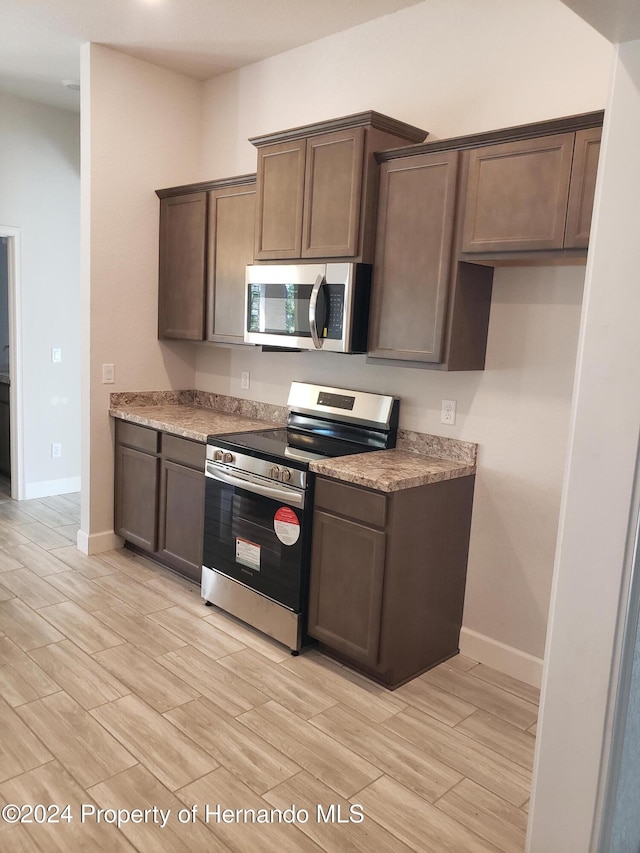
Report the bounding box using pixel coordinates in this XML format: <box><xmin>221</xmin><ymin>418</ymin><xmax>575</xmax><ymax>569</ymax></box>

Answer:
<box><xmin>274</xmin><ymin>506</ymin><xmax>300</xmax><ymax>546</ymax></box>
<box><xmin>236</xmin><ymin>537</ymin><xmax>260</xmax><ymax>571</ymax></box>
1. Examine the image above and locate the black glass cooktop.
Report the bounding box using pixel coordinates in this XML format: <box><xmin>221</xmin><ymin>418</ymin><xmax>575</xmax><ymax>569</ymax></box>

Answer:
<box><xmin>207</xmin><ymin>427</ymin><xmax>371</xmax><ymax>467</ymax></box>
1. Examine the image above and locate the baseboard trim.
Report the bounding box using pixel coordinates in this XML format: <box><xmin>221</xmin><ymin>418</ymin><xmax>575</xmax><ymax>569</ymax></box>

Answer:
<box><xmin>459</xmin><ymin>627</ymin><xmax>543</xmax><ymax>688</ymax></box>
<box><xmin>76</xmin><ymin>529</ymin><xmax>124</xmax><ymax>555</ymax></box>
<box><xmin>22</xmin><ymin>476</ymin><xmax>81</xmax><ymax>500</ymax></box>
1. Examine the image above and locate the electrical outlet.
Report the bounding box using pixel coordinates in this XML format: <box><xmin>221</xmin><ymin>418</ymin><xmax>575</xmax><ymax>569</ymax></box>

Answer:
<box><xmin>51</xmin><ymin>443</ymin><xmax>62</xmax><ymax>459</ymax></box>
<box><xmin>102</xmin><ymin>364</ymin><xmax>115</xmax><ymax>384</ymax></box>
<box><xmin>441</xmin><ymin>399</ymin><xmax>457</xmax><ymax>425</ymax></box>
<box><xmin>241</xmin><ymin>370</ymin><xmax>250</xmax><ymax>390</ymax></box>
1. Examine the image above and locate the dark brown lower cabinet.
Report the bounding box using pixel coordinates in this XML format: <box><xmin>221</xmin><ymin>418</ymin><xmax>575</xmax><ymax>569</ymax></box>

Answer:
<box><xmin>114</xmin><ymin>420</ymin><xmax>205</xmax><ymax>581</ymax></box>
<box><xmin>158</xmin><ymin>459</ymin><xmax>205</xmax><ymax>582</ymax></box>
<box><xmin>307</xmin><ymin>473</ymin><xmax>475</xmax><ymax>688</ymax></box>
<box><xmin>308</xmin><ymin>510</ymin><xmax>386</xmax><ymax>667</ymax></box>
<box><xmin>115</xmin><ymin>444</ymin><xmax>159</xmax><ymax>552</ymax></box>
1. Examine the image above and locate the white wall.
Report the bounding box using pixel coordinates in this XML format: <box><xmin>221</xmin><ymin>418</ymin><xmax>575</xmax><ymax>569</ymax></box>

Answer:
<box><xmin>527</xmin><ymin>39</ymin><xmax>640</xmax><ymax>852</ymax></box>
<box><xmin>80</xmin><ymin>45</ymin><xmax>203</xmax><ymax>552</ymax></box>
<box><xmin>200</xmin><ymin>0</ymin><xmax>610</xmax><ymax>177</ymax></box>
<box><xmin>194</xmin><ymin>0</ymin><xmax>612</xmax><ymax>678</ymax></box>
<box><xmin>0</xmin><ymin>91</ymin><xmax>80</xmax><ymax>497</ymax></box>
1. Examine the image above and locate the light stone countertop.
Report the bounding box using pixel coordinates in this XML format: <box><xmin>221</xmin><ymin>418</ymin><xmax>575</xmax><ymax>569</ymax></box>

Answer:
<box><xmin>309</xmin><ymin>449</ymin><xmax>475</xmax><ymax>493</ymax></box>
<box><xmin>110</xmin><ymin>397</ymin><xmax>476</xmax><ymax>492</ymax></box>
<box><xmin>109</xmin><ymin>403</ymin><xmax>271</xmax><ymax>442</ymax></box>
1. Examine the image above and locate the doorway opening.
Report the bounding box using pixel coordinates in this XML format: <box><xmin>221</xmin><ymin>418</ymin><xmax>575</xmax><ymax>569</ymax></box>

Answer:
<box><xmin>0</xmin><ymin>226</ymin><xmax>24</xmax><ymax>500</ymax></box>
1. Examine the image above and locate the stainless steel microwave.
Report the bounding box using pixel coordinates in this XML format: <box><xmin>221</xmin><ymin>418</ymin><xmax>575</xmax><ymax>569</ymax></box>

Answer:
<box><xmin>244</xmin><ymin>263</ymin><xmax>371</xmax><ymax>353</ymax></box>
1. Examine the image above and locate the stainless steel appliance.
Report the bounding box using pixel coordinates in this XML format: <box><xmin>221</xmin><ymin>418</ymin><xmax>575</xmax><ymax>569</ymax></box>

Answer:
<box><xmin>201</xmin><ymin>382</ymin><xmax>399</xmax><ymax>652</ymax></box>
<box><xmin>244</xmin><ymin>263</ymin><xmax>371</xmax><ymax>352</ymax></box>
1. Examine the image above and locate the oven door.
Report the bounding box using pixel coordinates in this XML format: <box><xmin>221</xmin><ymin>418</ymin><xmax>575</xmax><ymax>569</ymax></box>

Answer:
<box><xmin>203</xmin><ymin>464</ymin><xmax>310</xmax><ymax>612</ymax></box>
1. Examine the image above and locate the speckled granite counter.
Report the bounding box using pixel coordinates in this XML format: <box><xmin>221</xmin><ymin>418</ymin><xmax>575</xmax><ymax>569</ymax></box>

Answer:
<box><xmin>110</xmin><ymin>391</ymin><xmax>477</xmax><ymax>492</ymax></box>
<box><xmin>309</xmin><ymin>449</ymin><xmax>475</xmax><ymax>492</ymax></box>
<box><xmin>110</xmin><ymin>403</ymin><xmax>271</xmax><ymax>442</ymax></box>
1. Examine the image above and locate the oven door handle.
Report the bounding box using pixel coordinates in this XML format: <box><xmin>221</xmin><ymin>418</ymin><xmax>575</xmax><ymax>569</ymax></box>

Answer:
<box><xmin>206</xmin><ymin>465</ymin><xmax>306</xmax><ymax>508</ymax></box>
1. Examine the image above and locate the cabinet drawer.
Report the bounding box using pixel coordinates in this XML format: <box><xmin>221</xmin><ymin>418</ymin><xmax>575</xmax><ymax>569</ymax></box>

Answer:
<box><xmin>116</xmin><ymin>421</ymin><xmax>159</xmax><ymax>454</ymax></box>
<box><xmin>161</xmin><ymin>433</ymin><xmax>205</xmax><ymax>469</ymax></box>
<box><xmin>314</xmin><ymin>477</ymin><xmax>386</xmax><ymax>528</ymax></box>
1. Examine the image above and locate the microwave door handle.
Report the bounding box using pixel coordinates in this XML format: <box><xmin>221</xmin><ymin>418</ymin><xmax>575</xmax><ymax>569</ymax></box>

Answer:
<box><xmin>309</xmin><ymin>273</ymin><xmax>325</xmax><ymax>349</ymax></box>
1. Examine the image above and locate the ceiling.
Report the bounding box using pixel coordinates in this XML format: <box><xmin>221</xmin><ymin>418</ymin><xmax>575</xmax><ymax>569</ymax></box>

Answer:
<box><xmin>1</xmin><ymin>0</ymin><xmax>640</xmax><ymax>115</ymax></box>
<box><xmin>561</xmin><ymin>0</ymin><xmax>640</xmax><ymax>43</ymax></box>
<box><xmin>0</xmin><ymin>0</ymin><xmax>425</xmax><ymax>112</ymax></box>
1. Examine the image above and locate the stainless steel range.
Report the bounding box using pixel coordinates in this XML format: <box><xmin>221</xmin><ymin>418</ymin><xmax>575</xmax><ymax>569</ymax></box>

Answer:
<box><xmin>201</xmin><ymin>382</ymin><xmax>399</xmax><ymax>653</ymax></box>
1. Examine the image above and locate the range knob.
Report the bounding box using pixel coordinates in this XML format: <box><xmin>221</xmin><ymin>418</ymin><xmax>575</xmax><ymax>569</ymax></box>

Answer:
<box><xmin>213</xmin><ymin>449</ymin><xmax>223</xmax><ymax>462</ymax></box>
<box><xmin>280</xmin><ymin>468</ymin><xmax>292</xmax><ymax>482</ymax></box>
<box><xmin>222</xmin><ymin>452</ymin><xmax>235</xmax><ymax>464</ymax></box>
<box><xmin>270</xmin><ymin>465</ymin><xmax>280</xmax><ymax>479</ymax></box>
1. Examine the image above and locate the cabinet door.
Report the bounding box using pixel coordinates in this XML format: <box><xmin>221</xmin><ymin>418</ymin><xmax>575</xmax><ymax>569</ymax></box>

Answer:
<box><xmin>368</xmin><ymin>151</ymin><xmax>459</xmax><ymax>363</ymax></box>
<box><xmin>254</xmin><ymin>139</ymin><xmax>306</xmax><ymax>260</ymax></box>
<box><xmin>158</xmin><ymin>460</ymin><xmax>205</xmax><ymax>582</ymax></box>
<box><xmin>461</xmin><ymin>133</ymin><xmax>574</xmax><ymax>253</ymax></box>
<box><xmin>308</xmin><ymin>510</ymin><xmax>386</xmax><ymax>666</ymax></box>
<box><xmin>115</xmin><ymin>445</ymin><xmax>159</xmax><ymax>552</ymax></box>
<box><xmin>207</xmin><ymin>182</ymin><xmax>256</xmax><ymax>343</ymax></box>
<box><xmin>158</xmin><ymin>192</ymin><xmax>207</xmax><ymax>340</ymax></box>
<box><xmin>301</xmin><ymin>127</ymin><xmax>365</xmax><ymax>258</ymax></box>
<box><xmin>565</xmin><ymin>127</ymin><xmax>601</xmax><ymax>249</ymax></box>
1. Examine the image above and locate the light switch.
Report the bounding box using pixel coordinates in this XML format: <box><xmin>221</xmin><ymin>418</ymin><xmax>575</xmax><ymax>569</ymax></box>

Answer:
<box><xmin>51</xmin><ymin>347</ymin><xmax>62</xmax><ymax>363</ymax></box>
<box><xmin>102</xmin><ymin>364</ymin><xmax>115</xmax><ymax>384</ymax></box>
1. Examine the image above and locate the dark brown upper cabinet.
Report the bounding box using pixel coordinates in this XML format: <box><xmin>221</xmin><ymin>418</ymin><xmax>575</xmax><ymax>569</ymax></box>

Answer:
<box><xmin>459</xmin><ymin>116</ymin><xmax>602</xmax><ymax>262</ymax></box>
<box><xmin>157</xmin><ymin>175</ymin><xmax>256</xmax><ymax>343</ymax></box>
<box><xmin>302</xmin><ymin>127</ymin><xmax>365</xmax><ymax>258</ymax></box>
<box><xmin>370</xmin><ymin>110</ymin><xmax>603</xmax><ymax>370</ymax></box>
<box><xmin>368</xmin><ymin>150</ymin><xmax>461</xmax><ymax>365</ymax></box>
<box><xmin>250</xmin><ymin>112</ymin><xmax>427</xmax><ymax>263</ymax></box>
<box><xmin>564</xmin><ymin>127</ymin><xmax>601</xmax><ymax>249</ymax></box>
<box><xmin>368</xmin><ymin>149</ymin><xmax>493</xmax><ymax>370</ymax></box>
<box><xmin>461</xmin><ymin>133</ymin><xmax>575</xmax><ymax>253</ymax></box>
<box><xmin>158</xmin><ymin>192</ymin><xmax>208</xmax><ymax>340</ymax></box>
<box><xmin>207</xmin><ymin>181</ymin><xmax>256</xmax><ymax>344</ymax></box>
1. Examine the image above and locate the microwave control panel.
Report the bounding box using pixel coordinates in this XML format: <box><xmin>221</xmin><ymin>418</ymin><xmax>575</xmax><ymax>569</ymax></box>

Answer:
<box><xmin>325</xmin><ymin>286</ymin><xmax>344</xmax><ymax>338</ymax></box>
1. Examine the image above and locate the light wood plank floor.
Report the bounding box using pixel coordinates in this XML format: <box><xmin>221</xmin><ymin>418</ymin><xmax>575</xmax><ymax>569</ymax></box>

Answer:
<box><xmin>0</xmin><ymin>488</ymin><xmax>538</xmax><ymax>852</ymax></box>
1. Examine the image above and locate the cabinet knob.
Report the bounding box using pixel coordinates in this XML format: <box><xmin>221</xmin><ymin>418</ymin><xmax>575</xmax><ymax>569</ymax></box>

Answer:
<box><xmin>222</xmin><ymin>452</ymin><xmax>235</xmax><ymax>464</ymax></box>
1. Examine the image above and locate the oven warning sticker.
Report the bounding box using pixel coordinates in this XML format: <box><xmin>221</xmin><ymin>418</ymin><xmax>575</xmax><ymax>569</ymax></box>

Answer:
<box><xmin>236</xmin><ymin>538</ymin><xmax>260</xmax><ymax>571</ymax></box>
<box><xmin>274</xmin><ymin>507</ymin><xmax>300</xmax><ymax>546</ymax></box>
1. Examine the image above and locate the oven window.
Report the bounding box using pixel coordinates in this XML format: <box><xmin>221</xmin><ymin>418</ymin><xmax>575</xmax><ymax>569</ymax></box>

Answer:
<box><xmin>203</xmin><ymin>476</ymin><xmax>310</xmax><ymax>612</ymax></box>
